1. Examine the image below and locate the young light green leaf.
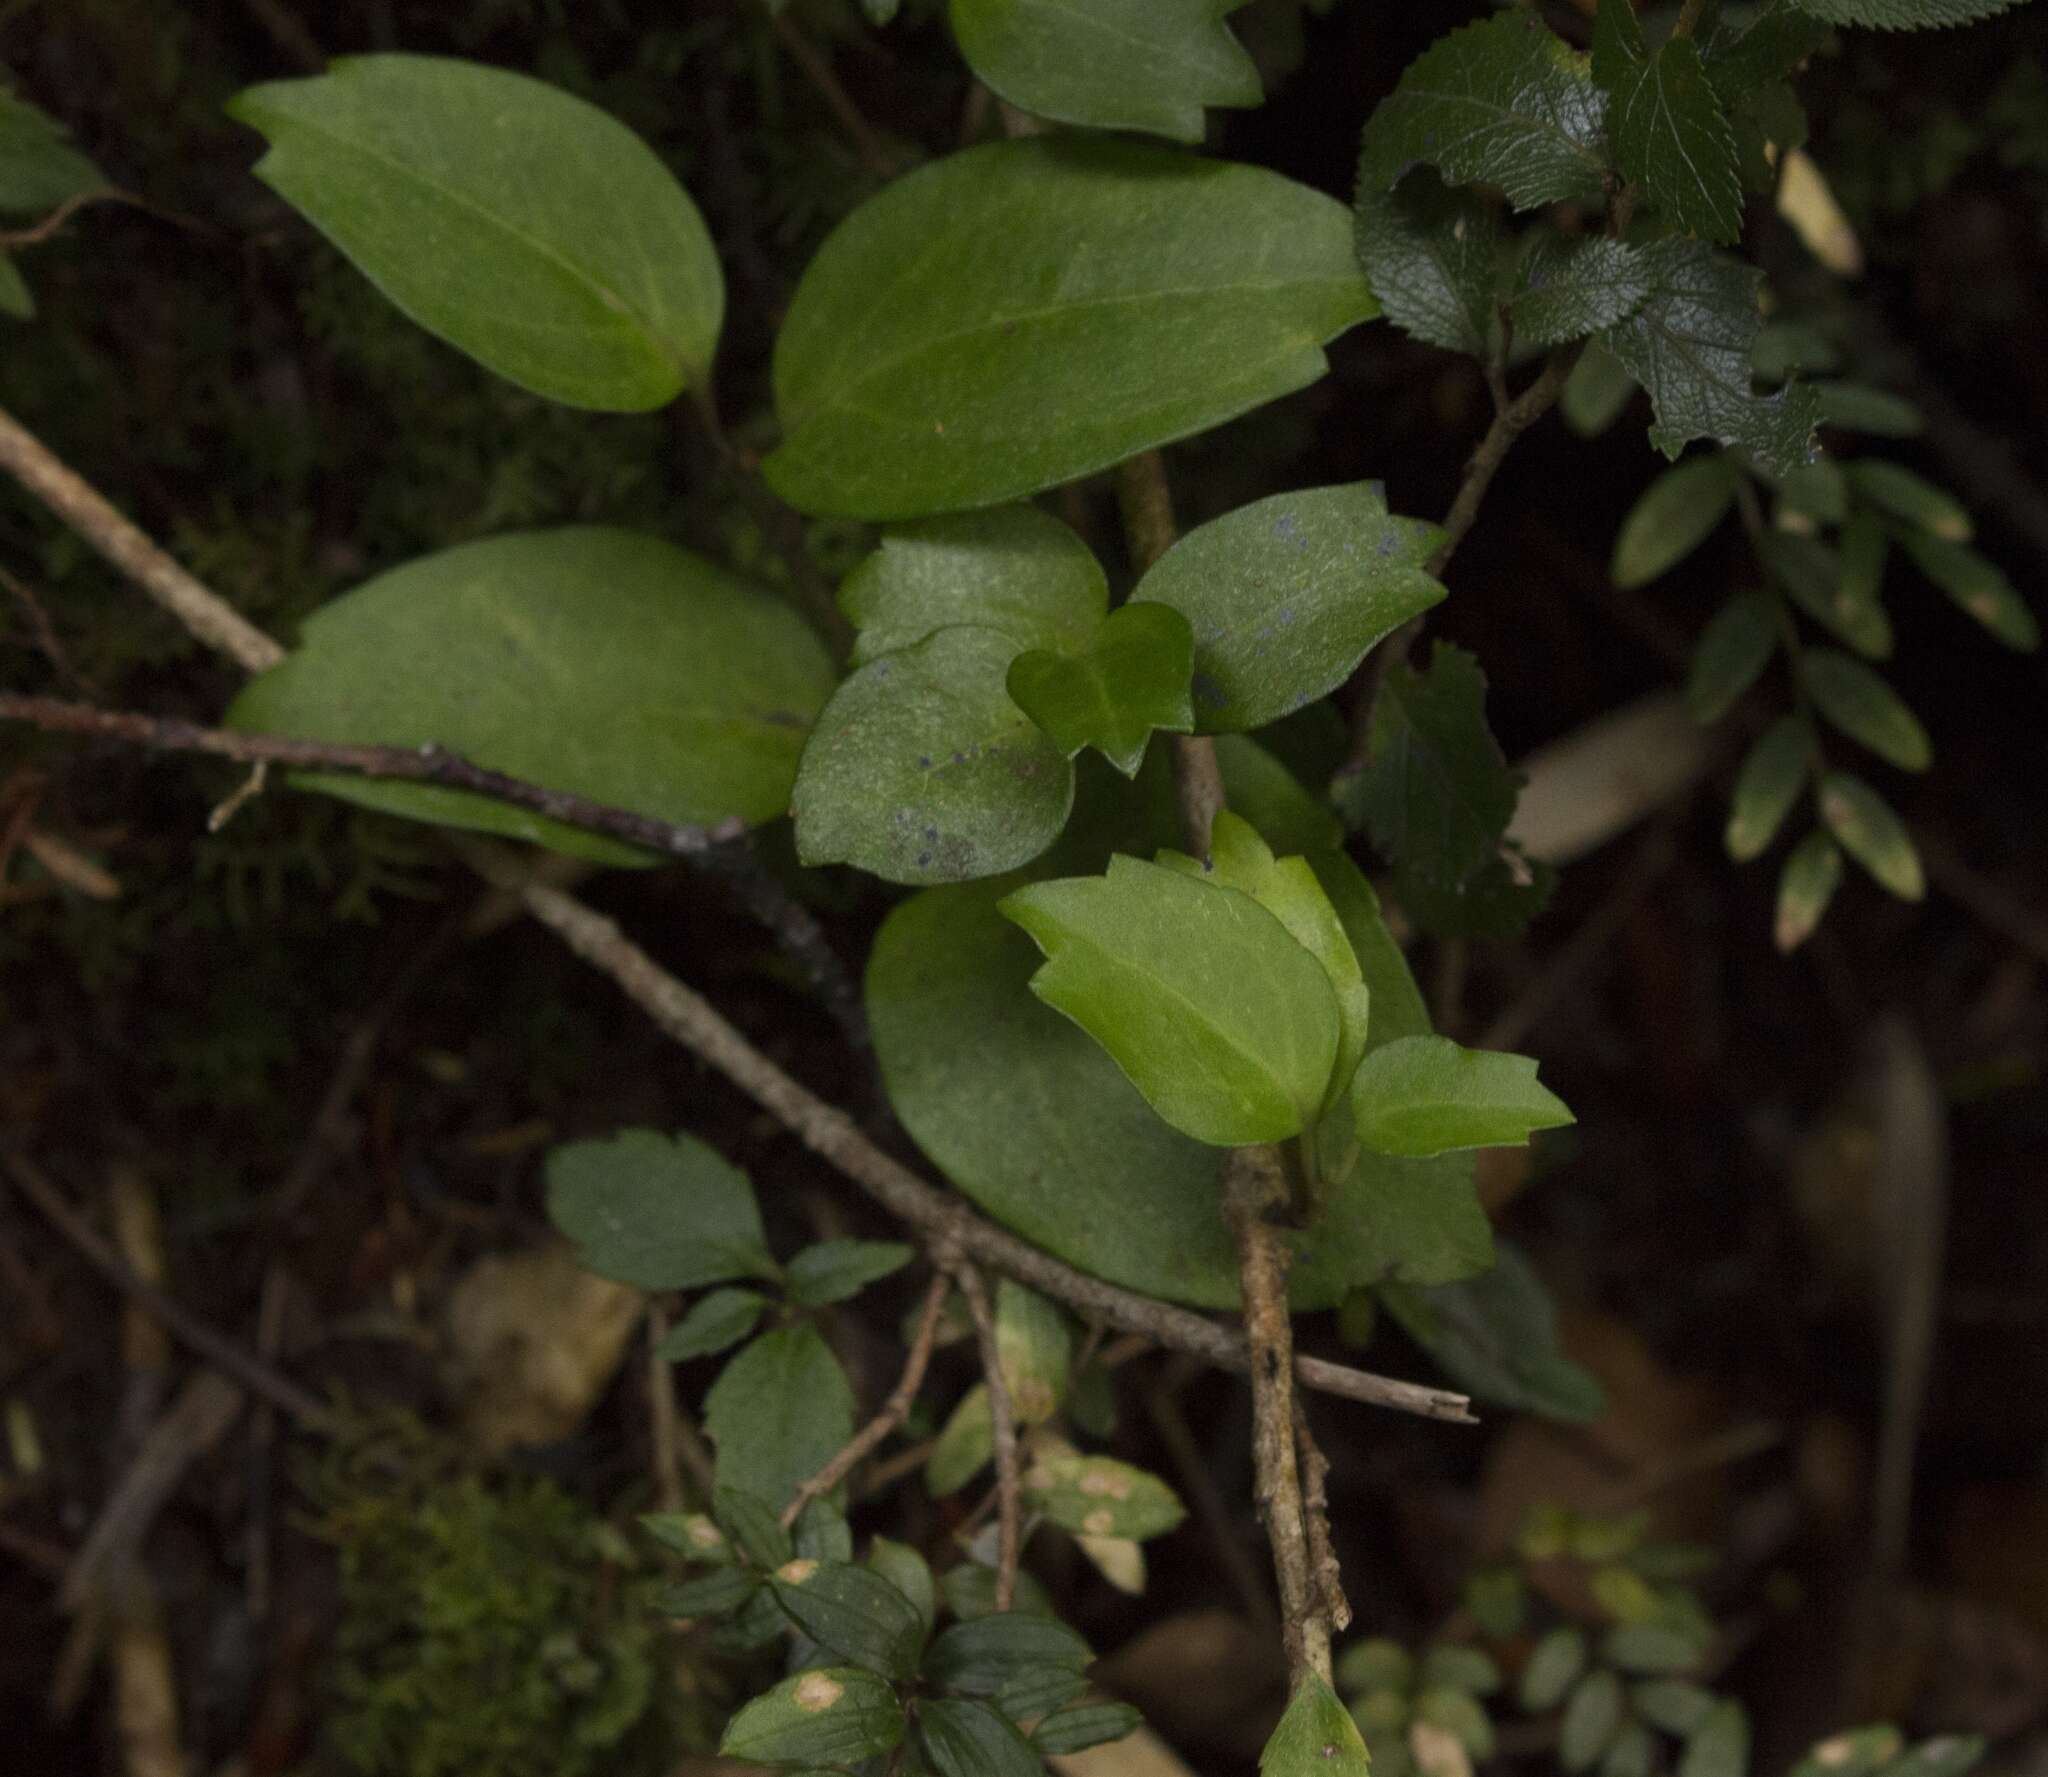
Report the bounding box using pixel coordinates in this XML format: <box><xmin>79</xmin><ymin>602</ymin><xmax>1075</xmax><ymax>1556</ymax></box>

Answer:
<box><xmin>1800</xmin><ymin>650</ymin><xmax>1931</xmax><ymax>769</ymax></box>
<box><xmin>1133</xmin><ymin>481</ymin><xmax>1446</xmax><ymax>734</ymax></box>
<box><xmin>1034</xmin><ymin>1704</ymin><xmax>1145</xmax><ymax>1755</ymax></box>
<box><xmin>995</xmin><ymin>1279</ymin><xmax>1074</xmax><ymax>1424</ymax></box>
<box><xmin>1613</xmin><ymin>38</ymin><xmax>1744</xmax><ymax>242</ymax></box>
<box><xmin>1521</xmin><ymin>1627</ymin><xmax>1589</xmax><ymax>1711</ymax></box>
<box><xmin>657</xmin><ymin>1288</ymin><xmax>770</xmax><ymax>1362</ymax></box>
<box><xmin>1379</xmin><ymin>1242</ymin><xmax>1605</xmax><ymax>1421</ymax></box>
<box><xmin>0</xmin><ymin>90</ymin><xmax>106</xmax><ymax>214</ymax></box>
<box><xmin>1350</xmin><ymin>1035</ymin><xmax>1573</xmax><ymax>1158</ymax></box>
<box><xmin>1598</xmin><ymin>242</ymin><xmax>1818</xmax><ymax>476</ymax></box>
<box><xmin>1762</xmin><ymin>531</ymin><xmax>1893</xmax><ymax>657</ymax></box>
<box><xmin>1000</xmin><ymin>855</ymin><xmax>1341</xmax><ymax>1145</ymax></box>
<box><xmin>1726</xmin><ymin>716</ymin><xmax>1814</xmax><ymax>861</ymax></box>
<box><xmin>720</xmin><ymin>1667</ymin><xmax>907</xmax><ymax>1767</ymax></box>
<box><xmin>925</xmin><ymin>1613</ymin><xmax>1093</xmax><ymax>1694</ymax></box>
<box><xmin>842</xmin><ymin>505</ymin><xmax>1108</xmax><ymax>668</ymax></box>
<box><xmin>1812</xmin><ymin>381</ymin><xmax>1923</xmax><ymax>436</ymax></box>
<box><xmin>769</xmin><ymin>1559</ymin><xmax>928</xmax><ymax>1680</ymax></box>
<box><xmin>1786</xmin><ymin>0</ymin><xmax>2025</xmax><ymax>26</ymax></box>
<box><xmin>792</xmin><ymin>626</ymin><xmax>1074</xmax><ymax>886</ymax></box>
<box><xmin>948</xmin><ymin>0</ymin><xmax>1261</xmax><ymax>144</ymax></box>
<box><xmin>226</xmin><ymin>529</ymin><xmax>833</xmax><ymax>863</ymax></box>
<box><xmin>546</xmin><ymin>1129</ymin><xmax>775</xmax><ymax>1290</ymax></box>
<box><xmin>1356</xmin><ymin>14</ymin><xmax>1609</xmax><ymax>210</ymax></box>
<box><xmin>1563</xmin><ymin>341</ymin><xmax>1639</xmax><ymax>437</ymax></box>
<box><xmin>921</xmin><ymin>1696</ymin><xmax>1044</xmax><ymax>1777</ymax></box>
<box><xmin>1897</xmin><ymin>532</ymin><xmax>2039</xmax><ymax>650</ymax></box>
<box><xmin>1510</xmin><ymin>236</ymin><xmax>1656</xmax><ymax>350</ymax></box>
<box><xmin>1614</xmin><ymin>456</ymin><xmax>1738</xmax><ymax>589</ymax></box>
<box><xmin>1024</xmin><ymin>1450</ymin><xmax>1188</xmax><ymax>1541</ymax></box>
<box><xmin>1688</xmin><ymin>592</ymin><xmax>1779</xmax><ymax>725</ymax></box>
<box><xmin>1354</xmin><ymin>171</ymin><xmax>1503</xmax><ymax>357</ymax></box>
<box><xmin>1007</xmin><ymin>603</ymin><xmax>1196</xmax><ymax>777</ymax></box>
<box><xmin>1680</xmin><ymin>1702</ymin><xmax>1751</xmax><ymax>1777</ymax></box>
<box><xmin>926</xmin><ymin>1384</ymin><xmax>995</xmax><ymax>1496</ymax></box>
<box><xmin>704</xmin><ymin>1326</ymin><xmax>857</xmax><ymax>1512</ymax></box>
<box><xmin>1561</xmin><ymin>1671</ymin><xmax>1625</xmax><ymax>1773</ymax></box>
<box><xmin>1845</xmin><ymin>461</ymin><xmax>1972</xmax><ymax>540</ymax></box>
<box><xmin>766</xmin><ymin>139</ymin><xmax>1375</xmax><ymax>519</ymax></box>
<box><xmin>867</xmin><ymin>1539</ymin><xmax>937</xmax><ymax>1642</ymax></box>
<box><xmin>1818</xmin><ymin>771</ymin><xmax>1924</xmax><ymax>899</ymax></box>
<box><xmin>1774</xmin><ymin>829</ymin><xmax>1845</xmax><ymax>950</ymax></box>
<box><xmin>1416</xmin><ymin>1686</ymin><xmax>1496</xmax><ymax>1758</ymax></box>
<box><xmin>1262</xmin><ymin>1670</ymin><xmax>1373</xmax><ymax>1777</ymax></box>
<box><xmin>229</xmin><ymin>56</ymin><xmax>722</xmax><ymax>409</ymax></box>
<box><xmin>786</xmin><ymin>1240</ymin><xmax>915</xmax><ymax>1308</ymax></box>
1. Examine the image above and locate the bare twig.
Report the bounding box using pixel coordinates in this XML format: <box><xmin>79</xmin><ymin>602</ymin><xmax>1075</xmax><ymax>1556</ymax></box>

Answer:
<box><xmin>1</xmin><ymin>562</ymin><xmax>93</xmax><ymax>694</ymax></box>
<box><xmin>1429</xmin><ymin>343</ymin><xmax>1586</xmax><ymax>585</ymax></box>
<box><xmin>949</xmin><ymin>1259</ymin><xmax>1021</xmax><ymax>1608</ymax></box>
<box><xmin>0</xmin><ymin>188</ymin><xmax>135</xmax><ymax>251</ymax></box>
<box><xmin>645</xmin><ymin>1304</ymin><xmax>716</xmax><ymax>1509</ymax></box>
<box><xmin>784</xmin><ymin>1269</ymin><xmax>953</xmax><ymax>1528</ymax></box>
<box><xmin>1292</xmin><ymin>1398</ymin><xmax>1350</xmax><ymax>1635</ymax></box>
<box><xmin>3</xmin><ymin>1154</ymin><xmax>331</xmax><ymax>1429</ymax></box>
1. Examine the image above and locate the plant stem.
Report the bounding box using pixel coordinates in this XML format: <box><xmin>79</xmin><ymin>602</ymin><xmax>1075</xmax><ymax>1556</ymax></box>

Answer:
<box><xmin>949</xmin><ymin>1259</ymin><xmax>1022</xmax><ymax>1607</ymax></box>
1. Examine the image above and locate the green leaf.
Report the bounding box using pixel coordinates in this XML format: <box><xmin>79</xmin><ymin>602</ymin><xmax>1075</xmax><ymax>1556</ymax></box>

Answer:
<box><xmin>1133</xmin><ymin>481</ymin><xmax>1446</xmax><ymax>734</ymax></box>
<box><xmin>657</xmin><ymin>1288</ymin><xmax>771</xmax><ymax>1361</ymax></box>
<box><xmin>0</xmin><ymin>251</ymin><xmax>30</xmax><ymax>321</ymax></box>
<box><xmin>996</xmin><ymin>1667</ymin><xmax>1090</xmax><ymax>1723</ymax></box>
<box><xmin>1597</xmin><ymin>242</ymin><xmax>1817</xmax><ymax>476</ymax></box>
<box><xmin>713</xmin><ymin>1486</ymin><xmax>795</xmax><ymax>1569</ymax></box>
<box><xmin>1762</xmin><ymin>530</ymin><xmax>1892</xmax><ymax>657</ymax></box>
<box><xmin>1702</xmin><ymin>5</ymin><xmax>1832</xmax><ymax>95</ymax></box>
<box><xmin>1000</xmin><ymin>855</ymin><xmax>1341</xmax><ymax>1144</ymax></box>
<box><xmin>1632</xmin><ymin>1681</ymin><xmax>1718</xmax><ymax>1737</ymax></box>
<box><xmin>1606</xmin><ymin>1721</ymin><xmax>1658</xmax><ymax>1777</ymax></box>
<box><xmin>228</xmin><ymin>55</ymin><xmax>721</xmax><ymax>409</ymax></box>
<box><xmin>994</xmin><ymin>1279</ymin><xmax>1075</xmax><ymax>1424</ymax></box>
<box><xmin>1421</xmin><ymin>1646</ymin><xmax>1501</xmax><ymax>1696</ymax></box>
<box><xmin>1510</xmin><ymin>236</ymin><xmax>1656</xmax><ymax>350</ymax></box>
<box><xmin>1888</xmin><ymin>1738</ymin><xmax>1989</xmax><ymax>1777</ymax></box>
<box><xmin>1354</xmin><ymin>171</ymin><xmax>1503</xmax><ymax>357</ymax></box>
<box><xmin>704</xmin><ymin>1326</ymin><xmax>858</xmax><ymax>1512</ymax></box>
<box><xmin>1844</xmin><ymin>461</ymin><xmax>1972</xmax><ymax>541</ymax></box>
<box><xmin>868</xmin><ymin>1540</ymin><xmax>938</xmax><ymax>1643</ymax></box>
<box><xmin>1774</xmin><ymin>829</ymin><xmax>1845</xmax><ymax>949</ymax></box>
<box><xmin>1726</xmin><ymin>716</ymin><xmax>1814</xmax><ymax>861</ymax></box>
<box><xmin>1561</xmin><ymin>1671</ymin><xmax>1624</xmax><ymax>1773</ymax></box>
<box><xmin>1786</xmin><ymin>0</ymin><xmax>2025</xmax><ymax>27</ymax></box>
<box><xmin>1416</xmin><ymin>1687</ymin><xmax>1495</xmax><ymax>1758</ymax></box>
<box><xmin>1350</xmin><ymin>1035</ymin><xmax>1572</xmax><ymax>1158</ymax></box>
<box><xmin>1357</xmin><ymin>14</ymin><xmax>1609</xmax><ymax>210</ymax></box>
<box><xmin>1262</xmin><ymin>1671</ymin><xmax>1373</xmax><ymax>1777</ymax></box>
<box><xmin>1034</xmin><ymin>1704</ymin><xmax>1145</xmax><ymax>1755</ymax></box>
<box><xmin>1023</xmin><ymin>1450</ymin><xmax>1188</xmax><ymax>1540</ymax></box>
<box><xmin>641</xmin><ymin>1510</ymin><xmax>733</xmax><ymax>1563</ymax></box>
<box><xmin>1776</xmin><ymin>460</ymin><xmax>1849</xmax><ymax>526</ymax></box>
<box><xmin>1799</xmin><ymin>650</ymin><xmax>1931</xmax><ymax>770</ymax></box>
<box><xmin>792</xmin><ymin>626</ymin><xmax>1075</xmax><ymax>886</ymax></box>
<box><xmin>925</xmin><ymin>1614</ymin><xmax>1093</xmax><ymax>1694</ymax></box>
<box><xmin>1007</xmin><ymin>603</ymin><xmax>1196</xmax><ymax>777</ymax></box>
<box><xmin>720</xmin><ymin>1667</ymin><xmax>907</xmax><ymax>1767</ymax></box>
<box><xmin>947</xmin><ymin>0</ymin><xmax>1261</xmax><ymax>144</ymax></box>
<box><xmin>659</xmin><ymin>1566</ymin><xmax>761</xmax><ymax>1618</ymax></box>
<box><xmin>1753</xmin><ymin>320</ymin><xmax>1842</xmax><ymax>383</ymax></box>
<box><xmin>1613</xmin><ymin>38</ymin><xmax>1744</xmax><ymax>242</ymax></box>
<box><xmin>921</xmin><ymin>1697</ymin><xmax>1044</xmax><ymax>1777</ymax></box>
<box><xmin>0</xmin><ymin>90</ymin><xmax>107</xmax><ymax>214</ymax></box>
<box><xmin>766</xmin><ymin>139</ymin><xmax>1375</xmax><ymax>519</ymax></box>
<box><xmin>547</xmin><ymin>1129</ymin><xmax>776</xmax><ymax>1290</ymax></box>
<box><xmin>1603</xmin><ymin>1621</ymin><xmax>1709</xmax><ymax>1674</ymax></box>
<box><xmin>842</xmin><ymin>505</ymin><xmax>1108</xmax><ymax>668</ymax></box>
<box><xmin>1563</xmin><ymin>341</ymin><xmax>1639</xmax><ymax>437</ymax></box>
<box><xmin>1812</xmin><ymin>381</ymin><xmax>1923</xmax><ymax>436</ymax></box>
<box><xmin>1817</xmin><ymin>771</ymin><xmax>1923</xmax><ymax>899</ymax></box>
<box><xmin>710</xmin><ymin>1585</ymin><xmax>788</xmax><ymax>1653</ymax></box>
<box><xmin>226</xmin><ymin>529</ymin><xmax>833</xmax><ymax>863</ymax></box>
<box><xmin>787</xmin><ymin>1240</ymin><xmax>916</xmax><ymax>1308</ymax></box>
<box><xmin>770</xmin><ymin>1559</ymin><xmax>928</xmax><ymax>1679</ymax></box>
<box><xmin>926</xmin><ymin>1385</ymin><xmax>995</xmax><ymax>1496</ymax></box>
<box><xmin>1688</xmin><ymin>592</ymin><xmax>1779</xmax><ymax>724</ymax></box>
<box><xmin>1521</xmin><ymin>1627</ymin><xmax>1589</xmax><ymax>1712</ymax></box>
<box><xmin>1680</xmin><ymin>1702</ymin><xmax>1751</xmax><ymax>1777</ymax></box>
<box><xmin>1590</xmin><ymin>0</ymin><xmax>1646</xmax><ymax>95</ymax></box>
<box><xmin>1897</xmin><ymin>532</ymin><xmax>2039</xmax><ymax>651</ymax></box>
<box><xmin>1380</xmin><ymin>1241</ymin><xmax>1605</xmax><ymax>1421</ymax></box>
<box><xmin>1615</xmin><ymin>456</ymin><xmax>1738</xmax><ymax>589</ymax></box>
<box><xmin>1336</xmin><ymin>1639</ymin><xmax>1413</xmax><ymax>1695</ymax></box>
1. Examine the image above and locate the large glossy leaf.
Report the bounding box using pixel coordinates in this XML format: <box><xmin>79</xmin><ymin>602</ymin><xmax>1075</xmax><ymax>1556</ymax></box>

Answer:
<box><xmin>1509</xmin><ymin>235</ymin><xmax>1657</xmax><ymax>350</ymax></box>
<box><xmin>229</xmin><ymin>56</ymin><xmax>722</xmax><ymax>410</ymax></box>
<box><xmin>841</xmin><ymin>504</ymin><xmax>1107</xmax><ymax>667</ymax></box>
<box><xmin>704</xmin><ymin>1325</ymin><xmax>857</xmax><ymax>1512</ymax></box>
<box><xmin>0</xmin><ymin>90</ymin><xmax>107</xmax><ymax>213</ymax></box>
<box><xmin>1000</xmin><ymin>855</ymin><xmax>1342</xmax><ymax>1144</ymax></box>
<box><xmin>1354</xmin><ymin>171</ymin><xmax>1502</xmax><ymax>357</ymax></box>
<box><xmin>791</xmin><ymin>625</ymin><xmax>1074</xmax><ymax>885</ymax></box>
<box><xmin>765</xmin><ymin>139</ymin><xmax>1376</xmax><ymax>519</ymax></box>
<box><xmin>1133</xmin><ymin>482</ymin><xmax>1445</xmax><ymax>733</ymax></box>
<box><xmin>545</xmin><ymin>1129</ymin><xmax>776</xmax><ymax>1291</ymax></box>
<box><xmin>948</xmin><ymin>0</ymin><xmax>1262</xmax><ymax>143</ymax></box>
<box><xmin>1356</xmin><ymin>14</ymin><xmax>1609</xmax><ymax>211</ymax></box>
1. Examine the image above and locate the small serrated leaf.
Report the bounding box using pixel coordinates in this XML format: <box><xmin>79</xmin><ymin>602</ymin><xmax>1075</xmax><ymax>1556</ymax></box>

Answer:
<box><xmin>1511</xmin><ymin>235</ymin><xmax>1657</xmax><ymax>350</ymax></box>
<box><xmin>1354</xmin><ymin>170</ymin><xmax>1503</xmax><ymax>357</ymax></box>
<box><xmin>705</xmin><ymin>1327</ymin><xmax>857</xmax><ymax>1514</ymax></box>
<box><xmin>786</xmin><ymin>1240</ymin><xmax>916</xmax><ymax>1307</ymax></box>
<box><xmin>770</xmin><ymin>1559</ymin><xmax>928</xmax><ymax>1679</ymax></box>
<box><xmin>547</xmin><ymin>1129</ymin><xmax>776</xmax><ymax>1290</ymax></box>
<box><xmin>1613</xmin><ymin>37</ymin><xmax>1745</xmax><ymax>242</ymax></box>
<box><xmin>1787</xmin><ymin>0</ymin><xmax>2024</xmax><ymax>28</ymax></box>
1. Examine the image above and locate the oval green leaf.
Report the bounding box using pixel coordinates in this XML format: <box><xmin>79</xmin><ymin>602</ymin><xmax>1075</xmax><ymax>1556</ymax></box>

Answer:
<box><xmin>546</xmin><ymin>1129</ymin><xmax>775</xmax><ymax>1290</ymax></box>
<box><xmin>1133</xmin><ymin>482</ymin><xmax>1446</xmax><ymax>733</ymax></box>
<box><xmin>792</xmin><ymin>625</ymin><xmax>1075</xmax><ymax>885</ymax></box>
<box><xmin>226</xmin><ymin>529</ymin><xmax>833</xmax><ymax>864</ymax></box>
<box><xmin>704</xmin><ymin>1325</ymin><xmax>857</xmax><ymax>1513</ymax></box>
<box><xmin>229</xmin><ymin>55</ymin><xmax>723</xmax><ymax>409</ymax></box>
<box><xmin>766</xmin><ymin>139</ymin><xmax>1376</xmax><ymax>519</ymax></box>
<box><xmin>769</xmin><ymin>1560</ymin><xmax>928</xmax><ymax>1680</ymax></box>
<box><xmin>1687</xmin><ymin>591</ymin><xmax>1778</xmax><ymax>724</ymax></box>
<box><xmin>1817</xmin><ymin>770</ymin><xmax>1923</xmax><ymax>900</ymax></box>
<box><xmin>1024</xmin><ymin>1450</ymin><xmax>1187</xmax><ymax>1541</ymax></box>
<box><xmin>1799</xmin><ymin>649</ymin><xmax>1931</xmax><ymax>770</ymax></box>
<box><xmin>720</xmin><ymin>1667</ymin><xmax>906</xmax><ymax>1767</ymax></box>
<box><xmin>0</xmin><ymin>90</ymin><xmax>108</xmax><ymax>214</ymax></box>
<box><xmin>921</xmin><ymin>1697</ymin><xmax>1044</xmax><ymax>1777</ymax></box>
<box><xmin>1613</xmin><ymin>456</ymin><xmax>1737</xmax><ymax>589</ymax></box>
<box><xmin>1725</xmin><ymin>715</ymin><xmax>1813</xmax><ymax>862</ymax></box>
<box><xmin>1774</xmin><ymin>828</ymin><xmax>1844</xmax><ymax>950</ymax></box>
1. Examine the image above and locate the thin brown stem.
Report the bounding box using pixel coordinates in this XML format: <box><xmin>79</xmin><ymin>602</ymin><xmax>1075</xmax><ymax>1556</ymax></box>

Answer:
<box><xmin>2</xmin><ymin>563</ymin><xmax>96</xmax><ymax>695</ymax></box>
<box><xmin>1429</xmin><ymin>342</ymin><xmax>1586</xmax><ymax>584</ymax></box>
<box><xmin>782</xmin><ymin>1270</ymin><xmax>953</xmax><ymax>1528</ymax></box>
<box><xmin>769</xmin><ymin>9</ymin><xmax>900</xmax><ymax>181</ymax></box>
<box><xmin>1292</xmin><ymin>1398</ymin><xmax>1351</xmax><ymax>1635</ymax></box>
<box><xmin>949</xmin><ymin>1259</ymin><xmax>1021</xmax><ymax>1608</ymax></box>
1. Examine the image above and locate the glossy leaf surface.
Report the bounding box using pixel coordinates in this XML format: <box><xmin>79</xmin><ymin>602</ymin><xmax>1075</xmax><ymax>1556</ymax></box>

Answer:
<box><xmin>1354</xmin><ymin>171</ymin><xmax>1502</xmax><ymax>357</ymax></box>
<box><xmin>1350</xmin><ymin>1035</ymin><xmax>1573</xmax><ymax>1158</ymax></box>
